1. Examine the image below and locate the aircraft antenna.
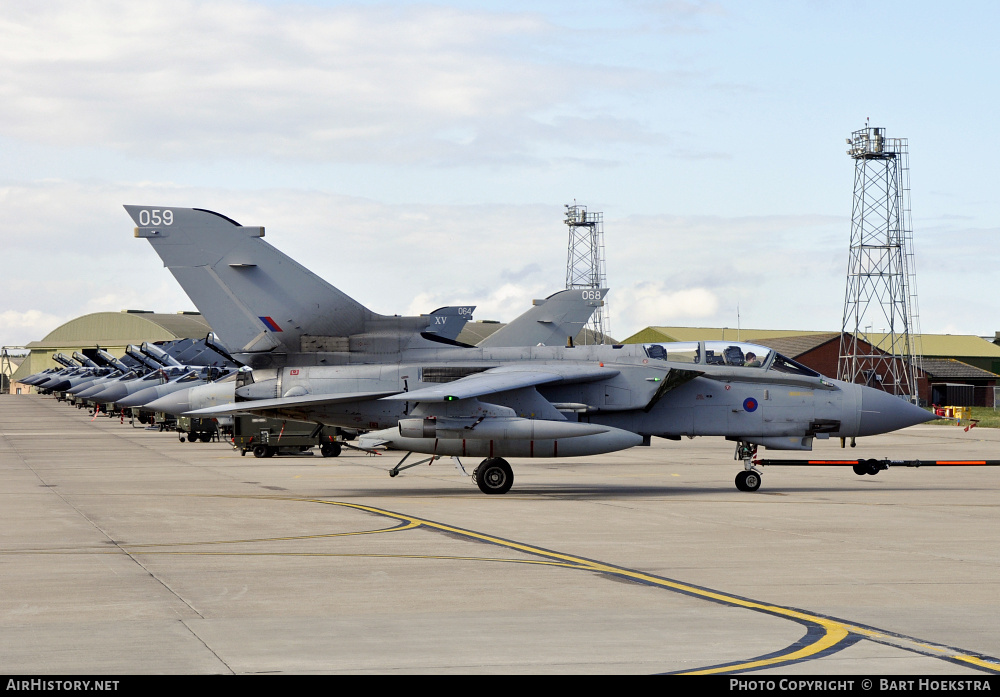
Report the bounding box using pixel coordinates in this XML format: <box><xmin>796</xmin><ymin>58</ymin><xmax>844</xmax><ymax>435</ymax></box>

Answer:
<box><xmin>564</xmin><ymin>202</ymin><xmax>610</xmax><ymax>344</ymax></box>
<box><xmin>838</xmin><ymin>125</ymin><xmax>923</xmax><ymax>403</ymax></box>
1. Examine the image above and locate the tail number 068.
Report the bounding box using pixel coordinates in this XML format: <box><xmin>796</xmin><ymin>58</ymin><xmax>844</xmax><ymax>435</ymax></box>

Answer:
<box><xmin>138</xmin><ymin>209</ymin><xmax>173</xmax><ymax>226</ymax></box>
<box><xmin>581</xmin><ymin>290</ymin><xmax>602</xmax><ymax>300</ymax></box>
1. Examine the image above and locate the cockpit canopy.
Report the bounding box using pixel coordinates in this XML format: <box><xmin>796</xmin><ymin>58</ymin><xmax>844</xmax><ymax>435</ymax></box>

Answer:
<box><xmin>642</xmin><ymin>341</ymin><xmax>819</xmax><ymax>377</ymax></box>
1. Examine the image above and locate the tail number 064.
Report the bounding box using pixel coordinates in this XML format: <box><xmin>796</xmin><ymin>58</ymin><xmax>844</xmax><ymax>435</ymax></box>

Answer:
<box><xmin>581</xmin><ymin>290</ymin><xmax>602</xmax><ymax>300</ymax></box>
<box><xmin>138</xmin><ymin>209</ymin><xmax>173</xmax><ymax>226</ymax></box>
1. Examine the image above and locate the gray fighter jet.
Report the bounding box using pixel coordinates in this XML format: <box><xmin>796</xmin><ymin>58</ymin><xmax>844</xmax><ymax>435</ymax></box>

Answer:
<box><xmin>128</xmin><ymin>205</ymin><xmax>933</xmax><ymax>494</ymax></box>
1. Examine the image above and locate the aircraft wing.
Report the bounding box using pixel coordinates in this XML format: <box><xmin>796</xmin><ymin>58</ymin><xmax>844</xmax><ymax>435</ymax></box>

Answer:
<box><xmin>184</xmin><ymin>390</ymin><xmax>399</xmax><ymax>416</ymax></box>
<box><xmin>381</xmin><ymin>364</ymin><xmax>619</xmax><ymax>403</ymax></box>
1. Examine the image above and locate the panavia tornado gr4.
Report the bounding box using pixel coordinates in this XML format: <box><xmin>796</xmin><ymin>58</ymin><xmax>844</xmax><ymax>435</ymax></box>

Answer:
<box><xmin>127</xmin><ymin>205</ymin><xmax>933</xmax><ymax>494</ymax></box>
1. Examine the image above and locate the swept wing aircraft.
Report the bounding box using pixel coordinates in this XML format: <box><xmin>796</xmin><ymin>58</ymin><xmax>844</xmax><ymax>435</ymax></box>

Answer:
<box><xmin>128</xmin><ymin>205</ymin><xmax>933</xmax><ymax>494</ymax></box>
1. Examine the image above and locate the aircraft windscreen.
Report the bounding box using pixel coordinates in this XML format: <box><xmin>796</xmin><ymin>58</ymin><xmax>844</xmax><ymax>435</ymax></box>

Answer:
<box><xmin>703</xmin><ymin>342</ymin><xmax>772</xmax><ymax>368</ymax></box>
<box><xmin>770</xmin><ymin>353</ymin><xmax>820</xmax><ymax>377</ymax></box>
<box><xmin>643</xmin><ymin>342</ymin><xmax>701</xmax><ymax>364</ymax></box>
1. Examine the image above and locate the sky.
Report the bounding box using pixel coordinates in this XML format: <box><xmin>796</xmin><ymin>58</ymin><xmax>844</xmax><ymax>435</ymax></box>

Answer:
<box><xmin>1</xmin><ymin>0</ymin><xmax>998</xmax><ymax>349</ymax></box>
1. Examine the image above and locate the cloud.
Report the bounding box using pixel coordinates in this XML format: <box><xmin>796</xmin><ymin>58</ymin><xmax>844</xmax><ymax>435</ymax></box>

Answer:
<box><xmin>1</xmin><ymin>179</ymin><xmax>986</xmax><ymax>347</ymax></box>
<box><xmin>0</xmin><ymin>180</ymin><xmax>570</xmax><ymax>345</ymax></box>
<box><xmin>0</xmin><ymin>310</ymin><xmax>69</xmax><ymax>347</ymax></box>
<box><xmin>406</xmin><ymin>282</ymin><xmax>550</xmax><ymax>324</ymax></box>
<box><xmin>0</xmin><ymin>1</ymin><xmax>654</xmax><ymax>166</ymax></box>
<box><xmin>615</xmin><ymin>282</ymin><xmax>719</xmax><ymax>332</ymax></box>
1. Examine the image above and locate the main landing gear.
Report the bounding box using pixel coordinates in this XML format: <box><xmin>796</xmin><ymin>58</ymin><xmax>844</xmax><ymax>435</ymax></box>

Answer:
<box><xmin>734</xmin><ymin>441</ymin><xmax>762</xmax><ymax>492</ymax></box>
<box><xmin>387</xmin><ymin>451</ymin><xmax>515</xmax><ymax>495</ymax></box>
<box><xmin>472</xmin><ymin>458</ymin><xmax>514</xmax><ymax>495</ymax></box>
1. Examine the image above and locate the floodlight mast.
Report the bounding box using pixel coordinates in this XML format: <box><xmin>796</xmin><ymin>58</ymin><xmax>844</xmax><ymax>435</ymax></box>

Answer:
<box><xmin>1</xmin><ymin>346</ymin><xmax>26</xmax><ymax>394</ymax></box>
<box><xmin>838</xmin><ymin>126</ymin><xmax>923</xmax><ymax>403</ymax></box>
<box><xmin>564</xmin><ymin>203</ymin><xmax>609</xmax><ymax>344</ymax></box>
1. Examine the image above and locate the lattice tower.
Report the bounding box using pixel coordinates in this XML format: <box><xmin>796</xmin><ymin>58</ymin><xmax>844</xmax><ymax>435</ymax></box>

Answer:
<box><xmin>838</xmin><ymin>126</ymin><xmax>923</xmax><ymax>402</ymax></box>
<box><xmin>564</xmin><ymin>203</ymin><xmax>609</xmax><ymax>344</ymax></box>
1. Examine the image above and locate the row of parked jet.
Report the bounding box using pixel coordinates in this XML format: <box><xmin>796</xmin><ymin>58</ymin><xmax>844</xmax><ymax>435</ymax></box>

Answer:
<box><xmin>19</xmin><ymin>338</ymin><xmax>239</xmax><ymax>420</ymax></box>
<box><xmin>20</xmin><ymin>287</ymin><xmax>613</xmax><ymax>435</ymax></box>
<box><xmin>23</xmin><ymin>205</ymin><xmax>935</xmax><ymax>495</ymax></box>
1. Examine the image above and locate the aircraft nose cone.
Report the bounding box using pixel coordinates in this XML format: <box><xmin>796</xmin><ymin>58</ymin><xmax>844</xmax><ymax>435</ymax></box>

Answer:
<box><xmin>36</xmin><ymin>374</ymin><xmax>68</xmax><ymax>387</ymax></box>
<box><xmin>93</xmin><ymin>383</ymin><xmax>129</xmax><ymax>404</ymax></box>
<box><xmin>857</xmin><ymin>387</ymin><xmax>934</xmax><ymax>436</ymax></box>
<box><xmin>66</xmin><ymin>379</ymin><xmax>99</xmax><ymax>395</ymax></box>
<box><xmin>76</xmin><ymin>383</ymin><xmax>109</xmax><ymax>399</ymax></box>
<box><xmin>117</xmin><ymin>386</ymin><xmax>161</xmax><ymax>408</ymax></box>
<box><xmin>145</xmin><ymin>390</ymin><xmax>192</xmax><ymax>416</ymax></box>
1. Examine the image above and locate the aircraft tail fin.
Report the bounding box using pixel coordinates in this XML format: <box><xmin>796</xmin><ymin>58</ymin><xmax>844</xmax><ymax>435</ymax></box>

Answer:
<box><xmin>422</xmin><ymin>306</ymin><xmax>476</xmax><ymax>342</ymax></box>
<box><xmin>478</xmin><ymin>288</ymin><xmax>607</xmax><ymax>348</ymax></box>
<box><xmin>126</xmin><ymin>206</ymin><xmax>376</xmax><ymax>357</ymax></box>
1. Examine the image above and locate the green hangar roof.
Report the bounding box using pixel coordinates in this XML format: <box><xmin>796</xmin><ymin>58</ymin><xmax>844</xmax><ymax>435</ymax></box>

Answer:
<box><xmin>23</xmin><ymin>311</ymin><xmax>211</xmax><ymax>350</ymax></box>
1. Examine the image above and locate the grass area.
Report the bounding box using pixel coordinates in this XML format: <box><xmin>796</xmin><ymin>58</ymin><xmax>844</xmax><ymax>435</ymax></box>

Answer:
<box><xmin>925</xmin><ymin>406</ymin><xmax>1000</xmax><ymax>428</ymax></box>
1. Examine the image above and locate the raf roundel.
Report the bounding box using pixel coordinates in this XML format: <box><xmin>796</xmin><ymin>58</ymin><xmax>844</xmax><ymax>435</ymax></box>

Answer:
<box><xmin>743</xmin><ymin>397</ymin><xmax>758</xmax><ymax>412</ymax></box>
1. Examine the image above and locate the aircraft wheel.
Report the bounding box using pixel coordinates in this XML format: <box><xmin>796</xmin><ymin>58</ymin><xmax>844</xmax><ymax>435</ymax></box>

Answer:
<box><xmin>321</xmin><ymin>441</ymin><xmax>342</xmax><ymax>458</ymax></box>
<box><xmin>253</xmin><ymin>444</ymin><xmax>268</xmax><ymax>458</ymax></box>
<box><xmin>476</xmin><ymin>458</ymin><xmax>513</xmax><ymax>495</ymax></box>
<box><xmin>735</xmin><ymin>470</ymin><xmax>761</xmax><ymax>492</ymax></box>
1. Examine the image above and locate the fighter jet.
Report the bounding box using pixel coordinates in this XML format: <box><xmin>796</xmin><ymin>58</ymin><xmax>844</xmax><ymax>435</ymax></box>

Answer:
<box><xmin>116</xmin><ymin>367</ymin><xmax>229</xmax><ymax>409</ymax></box>
<box><xmin>129</xmin><ymin>205</ymin><xmax>933</xmax><ymax>494</ymax></box>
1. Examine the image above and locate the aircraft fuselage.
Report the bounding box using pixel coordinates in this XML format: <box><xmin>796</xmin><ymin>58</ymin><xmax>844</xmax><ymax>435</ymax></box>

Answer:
<box><xmin>231</xmin><ymin>341</ymin><xmax>917</xmax><ymax>453</ymax></box>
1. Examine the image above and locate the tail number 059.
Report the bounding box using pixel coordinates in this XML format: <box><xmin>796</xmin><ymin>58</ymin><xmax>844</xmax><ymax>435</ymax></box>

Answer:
<box><xmin>138</xmin><ymin>209</ymin><xmax>173</xmax><ymax>226</ymax></box>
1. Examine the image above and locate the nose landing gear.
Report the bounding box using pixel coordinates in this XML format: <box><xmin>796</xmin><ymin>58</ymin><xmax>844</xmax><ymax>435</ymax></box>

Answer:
<box><xmin>735</xmin><ymin>469</ymin><xmax>762</xmax><ymax>492</ymax></box>
<box><xmin>734</xmin><ymin>441</ymin><xmax>762</xmax><ymax>492</ymax></box>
